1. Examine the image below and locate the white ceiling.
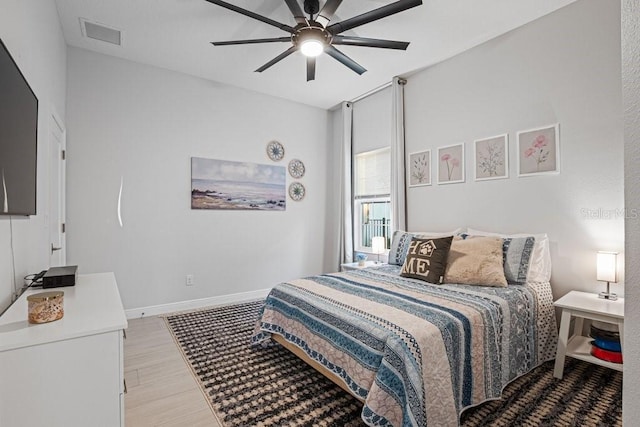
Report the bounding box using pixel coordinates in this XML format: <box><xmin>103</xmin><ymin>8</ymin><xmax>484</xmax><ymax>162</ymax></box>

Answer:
<box><xmin>54</xmin><ymin>0</ymin><xmax>577</xmax><ymax>110</ymax></box>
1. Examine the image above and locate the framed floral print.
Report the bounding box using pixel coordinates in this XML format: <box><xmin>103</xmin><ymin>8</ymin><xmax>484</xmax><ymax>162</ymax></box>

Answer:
<box><xmin>408</xmin><ymin>150</ymin><xmax>431</xmax><ymax>187</ymax></box>
<box><xmin>517</xmin><ymin>124</ymin><xmax>560</xmax><ymax>176</ymax></box>
<box><xmin>437</xmin><ymin>143</ymin><xmax>465</xmax><ymax>184</ymax></box>
<box><xmin>474</xmin><ymin>134</ymin><xmax>508</xmax><ymax>181</ymax></box>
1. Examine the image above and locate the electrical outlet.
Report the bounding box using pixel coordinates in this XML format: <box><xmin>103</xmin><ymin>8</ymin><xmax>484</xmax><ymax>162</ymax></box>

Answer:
<box><xmin>186</xmin><ymin>274</ymin><xmax>194</xmax><ymax>286</ymax></box>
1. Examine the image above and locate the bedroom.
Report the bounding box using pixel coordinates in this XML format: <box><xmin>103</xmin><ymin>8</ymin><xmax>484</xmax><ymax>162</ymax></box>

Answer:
<box><xmin>0</xmin><ymin>0</ymin><xmax>638</xmax><ymax>425</ymax></box>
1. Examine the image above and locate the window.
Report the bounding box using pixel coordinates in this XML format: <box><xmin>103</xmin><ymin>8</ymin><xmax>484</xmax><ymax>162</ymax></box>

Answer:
<box><xmin>354</xmin><ymin>148</ymin><xmax>391</xmax><ymax>252</ymax></box>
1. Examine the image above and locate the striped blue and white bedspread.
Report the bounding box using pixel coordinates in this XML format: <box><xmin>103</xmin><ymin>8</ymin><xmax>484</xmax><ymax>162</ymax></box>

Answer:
<box><xmin>252</xmin><ymin>265</ymin><xmax>557</xmax><ymax>427</ymax></box>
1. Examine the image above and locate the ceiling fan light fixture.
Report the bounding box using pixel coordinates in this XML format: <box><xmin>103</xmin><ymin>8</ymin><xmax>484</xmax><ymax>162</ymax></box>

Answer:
<box><xmin>300</xmin><ymin>39</ymin><xmax>324</xmax><ymax>57</ymax></box>
<box><xmin>293</xmin><ymin>25</ymin><xmax>329</xmax><ymax>57</ymax></box>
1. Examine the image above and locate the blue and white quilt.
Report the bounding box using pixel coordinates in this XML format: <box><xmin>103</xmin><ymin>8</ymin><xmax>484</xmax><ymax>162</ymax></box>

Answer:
<box><xmin>252</xmin><ymin>265</ymin><xmax>557</xmax><ymax>427</ymax></box>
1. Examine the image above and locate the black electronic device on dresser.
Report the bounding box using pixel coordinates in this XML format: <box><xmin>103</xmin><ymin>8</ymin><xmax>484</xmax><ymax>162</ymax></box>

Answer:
<box><xmin>42</xmin><ymin>266</ymin><xmax>78</xmax><ymax>289</ymax></box>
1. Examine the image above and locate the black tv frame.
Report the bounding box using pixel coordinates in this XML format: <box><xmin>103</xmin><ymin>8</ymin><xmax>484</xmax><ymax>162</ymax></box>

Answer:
<box><xmin>0</xmin><ymin>38</ymin><xmax>39</xmax><ymax>216</ymax></box>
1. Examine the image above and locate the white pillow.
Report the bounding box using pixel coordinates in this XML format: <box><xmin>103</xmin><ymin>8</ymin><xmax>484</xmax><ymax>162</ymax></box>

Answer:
<box><xmin>412</xmin><ymin>227</ymin><xmax>465</xmax><ymax>237</ymax></box>
<box><xmin>466</xmin><ymin>228</ymin><xmax>551</xmax><ymax>283</ymax></box>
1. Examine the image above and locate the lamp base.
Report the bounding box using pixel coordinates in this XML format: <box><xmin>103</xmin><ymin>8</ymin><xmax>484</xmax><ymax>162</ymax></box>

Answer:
<box><xmin>598</xmin><ymin>292</ymin><xmax>618</xmax><ymax>301</ymax></box>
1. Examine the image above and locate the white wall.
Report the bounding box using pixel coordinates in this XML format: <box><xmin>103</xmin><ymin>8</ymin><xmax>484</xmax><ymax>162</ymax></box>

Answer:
<box><xmin>66</xmin><ymin>48</ymin><xmax>333</xmax><ymax>311</ymax></box>
<box><xmin>622</xmin><ymin>0</ymin><xmax>640</xmax><ymax>422</ymax></box>
<box><xmin>0</xmin><ymin>0</ymin><xmax>67</xmax><ymax>312</ymax></box>
<box><xmin>404</xmin><ymin>0</ymin><xmax>622</xmax><ymax>299</ymax></box>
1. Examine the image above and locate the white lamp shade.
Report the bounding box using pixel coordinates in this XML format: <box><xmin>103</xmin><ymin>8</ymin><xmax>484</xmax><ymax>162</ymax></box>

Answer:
<box><xmin>596</xmin><ymin>251</ymin><xmax>618</xmax><ymax>283</ymax></box>
<box><xmin>371</xmin><ymin>236</ymin><xmax>386</xmax><ymax>254</ymax></box>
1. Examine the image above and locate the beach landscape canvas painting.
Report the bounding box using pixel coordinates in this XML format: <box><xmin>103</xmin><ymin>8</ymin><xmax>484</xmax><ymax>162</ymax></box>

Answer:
<box><xmin>191</xmin><ymin>157</ymin><xmax>286</xmax><ymax>210</ymax></box>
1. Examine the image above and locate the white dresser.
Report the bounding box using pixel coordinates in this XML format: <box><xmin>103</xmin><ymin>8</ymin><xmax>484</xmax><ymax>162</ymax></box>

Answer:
<box><xmin>0</xmin><ymin>272</ymin><xmax>128</xmax><ymax>427</ymax></box>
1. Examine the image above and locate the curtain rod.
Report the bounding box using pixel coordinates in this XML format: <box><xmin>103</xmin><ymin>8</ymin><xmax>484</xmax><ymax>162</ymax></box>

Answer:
<box><xmin>349</xmin><ymin>81</ymin><xmax>393</xmax><ymax>103</ymax></box>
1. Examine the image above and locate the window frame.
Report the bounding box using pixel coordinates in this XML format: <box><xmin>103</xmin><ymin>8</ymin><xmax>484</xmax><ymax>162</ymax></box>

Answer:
<box><xmin>352</xmin><ymin>146</ymin><xmax>392</xmax><ymax>255</ymax></box>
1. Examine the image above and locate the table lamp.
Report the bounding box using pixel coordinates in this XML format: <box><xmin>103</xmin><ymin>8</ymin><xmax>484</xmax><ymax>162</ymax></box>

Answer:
<box><xmin>597</xmin><ymin>251</ymin><xmax>618</xmax><ymax>300</ymax></box>
<box><xmin>371</xmin><ymin>236</ymin><xmax>386</xmax><ymax>264</ymax></box>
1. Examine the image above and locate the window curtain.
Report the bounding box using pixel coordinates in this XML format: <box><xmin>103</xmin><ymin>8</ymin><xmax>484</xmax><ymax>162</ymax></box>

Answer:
<box><xmin>390</xmin><ymin>77</ymin><xmax>407</xmax><ymax>233</ymax></box>
<box><xmin>338</xmin><ymin>101</ymin><xmax>354</xmax><ymax>265</ymax></box>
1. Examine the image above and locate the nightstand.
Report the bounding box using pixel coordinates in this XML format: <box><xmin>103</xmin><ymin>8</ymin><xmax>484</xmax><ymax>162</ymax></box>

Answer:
<box><xmin>553</xmin><ymin>290</ymin><xmax>624</xmax><ymax>379</ymax></box>
<box><xmin>341</xmin><ymin>261</ymin><xmax>380</xmax><ymax>271</ymax></box>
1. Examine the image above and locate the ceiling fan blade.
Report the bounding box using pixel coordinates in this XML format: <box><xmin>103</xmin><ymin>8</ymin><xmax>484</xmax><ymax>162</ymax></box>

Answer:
<box><xmin>204</xmin><ymin>0</ymin><xmax>294</xmax><ymax>33</ymax></box>
<box><xmin>212</xmin><ymin>37</ymin><xmax>291</xmax><ymax>46</ymax></box>
<box><xmin>327</xmin><ymin>0</ymin><xmax>422</xmax><ymax>35</ymax></box>
<box><xmin>284</xmin><ymin>0</ymin><xmax>307</xmax><ymax>25</ymax></box>
<box><xmin>306</xmin><ymin>56</ymin><xmax>316</xmax><ymax>81</ymax></box>
<box><xmin>255</xmin><ymin>46</ymin><xmax>299</xmax><ymax>73</ymax></box>
<box><xmin>332</xmin><ymin>35</ymin><xmax>409</xmax><ymax>50</ymax></box>
<box><xmin>316</xmin><ymin>0</ymin><xmax>343</xmax><ymax>28</ymax></box>
<box><xmin>325</xmin><ymin>45</ymin><xmax>366</xmax><ymax>75</ymax></box>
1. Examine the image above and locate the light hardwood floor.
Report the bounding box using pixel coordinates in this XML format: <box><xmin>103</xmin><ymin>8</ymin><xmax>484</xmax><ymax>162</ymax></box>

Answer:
<box><xmin>124</xmin><ymin>315</ymin><xmax>220</xmax><ymax>426</ymax></box>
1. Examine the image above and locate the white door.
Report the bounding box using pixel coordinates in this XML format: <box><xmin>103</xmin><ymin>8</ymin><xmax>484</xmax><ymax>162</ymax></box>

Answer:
<box><xmin>49</xmin><ymin>113</ymin><xmax>66</xmax><ymax>267</ymax></box>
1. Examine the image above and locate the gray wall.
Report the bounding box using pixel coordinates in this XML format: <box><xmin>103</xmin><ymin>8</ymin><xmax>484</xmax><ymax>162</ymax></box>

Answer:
<box><xmin>404</xmin><ymin>0</ymin><xmax>622</xmax><ymax>299</ymax></box>
<box><xmin>65</xmin><ymin>48</ymin><xmax>335</xmax><ymax>310</ymax></box>
<box><xmin>623</xmin><ymin>0</ymin><xmax>639</xmax><ymax>422</ymax></box>
<box><xmin>0</xmin><ymin>1</ymin><xmax>67</xmax><ymax>312</ymax></box>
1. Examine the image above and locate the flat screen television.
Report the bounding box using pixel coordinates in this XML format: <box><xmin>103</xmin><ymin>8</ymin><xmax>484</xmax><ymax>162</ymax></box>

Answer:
<box><xmin>0</xmin><ymin>38</ymin><xmax>38</xmax><ymax>216</ymax></box>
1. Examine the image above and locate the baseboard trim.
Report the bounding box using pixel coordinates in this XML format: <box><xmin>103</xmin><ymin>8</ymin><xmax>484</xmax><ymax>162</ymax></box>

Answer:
<box><xmin>125</xmin><ymin>288</ymin><xmax>271</xmax><ymax>319</ymax></box>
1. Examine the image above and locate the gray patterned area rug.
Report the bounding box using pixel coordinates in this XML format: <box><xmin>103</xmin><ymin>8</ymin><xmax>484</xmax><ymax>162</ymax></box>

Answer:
<box><xmin>165</xmin><ymin>300</ymin><xmax>622</xmax><ymax>427</ymax></box>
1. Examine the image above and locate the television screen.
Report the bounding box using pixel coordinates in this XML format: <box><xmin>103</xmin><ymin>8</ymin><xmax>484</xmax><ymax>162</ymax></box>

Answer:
<box><xmin>0</xmin><ymin>39</ymin><xmax>38</xmax><ymax>216</ymax></box>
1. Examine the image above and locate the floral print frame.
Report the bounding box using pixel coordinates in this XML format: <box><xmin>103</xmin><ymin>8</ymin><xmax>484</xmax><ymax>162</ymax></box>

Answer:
<box><xmin>517</xmin><ymin>124</ymin><xmax>560</xmax><ymax>177</ymax></box>
<box><xmin>474</xmin><ymin>134</ymin><xmax>509</xmax><ymax>181</ymax></box>
<box><xmin>408</xmin><ymin>150</ymin><xmax>431</xmax><ymax>187</ymax></box>
<box><xmin>437</xmin><ymin>143</ymin><xmax>465</xmax><ymax>184</ymax></box>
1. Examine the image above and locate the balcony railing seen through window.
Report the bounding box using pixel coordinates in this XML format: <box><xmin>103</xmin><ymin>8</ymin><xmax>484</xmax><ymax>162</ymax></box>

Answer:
<box><xmin>361</xmin><ymin>217</ymin><xmax>391</xmax><ymax>249</ymax></box>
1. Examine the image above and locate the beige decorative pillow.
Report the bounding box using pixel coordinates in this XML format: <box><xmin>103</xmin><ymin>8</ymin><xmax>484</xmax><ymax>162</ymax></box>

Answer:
<box><xmin>444</xmin><ymin>236</ymin><xmax>508</xmax><ymax>287</ymax></box>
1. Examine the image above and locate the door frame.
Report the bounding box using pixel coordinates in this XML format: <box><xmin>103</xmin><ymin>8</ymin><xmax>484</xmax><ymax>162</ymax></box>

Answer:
<box><xmin>48</xmin><ymin>108</ymin><xmax>66</xmax><ymax>267</ymax></box>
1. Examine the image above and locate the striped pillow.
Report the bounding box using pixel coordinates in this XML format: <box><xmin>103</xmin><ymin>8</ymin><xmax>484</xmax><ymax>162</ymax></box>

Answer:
<box><xmin>388</xmin><ymin>231</ymin><xmax>418</xmax><ymax>266</ymax></box>
<box><xmin>502</xmin><ymin>237</ymin><xmax>536</xmax><ymax>285</ymax></box>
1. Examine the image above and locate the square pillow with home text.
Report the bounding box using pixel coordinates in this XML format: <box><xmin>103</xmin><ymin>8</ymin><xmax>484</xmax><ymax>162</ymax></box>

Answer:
<box><xmin>400</xmin><ymin>236</ymin><xmax>453</xmax><ymax>284</ymax></box>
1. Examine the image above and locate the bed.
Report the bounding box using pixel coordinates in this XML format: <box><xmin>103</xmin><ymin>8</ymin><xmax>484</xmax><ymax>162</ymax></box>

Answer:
<box><xmin>252</xmin><ymin>233</ymin><xmax>558</xmax><ymax>427</ymax></box>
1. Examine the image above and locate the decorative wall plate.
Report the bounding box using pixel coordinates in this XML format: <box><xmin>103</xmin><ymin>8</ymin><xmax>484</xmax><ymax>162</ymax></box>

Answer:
<box><xmin>289</xmin><ymin>182</ymin><xmax>305</xmax><ymax>201</ymax></box>
<box><xmin>266</xmin><ymin>140</ymin><xmax>284</xmax><ymax>161</ymax></box>
<box><xmin>288</xmin><ymin>159</ymin><xmax>305</xmax><ymax>178</ymax></box>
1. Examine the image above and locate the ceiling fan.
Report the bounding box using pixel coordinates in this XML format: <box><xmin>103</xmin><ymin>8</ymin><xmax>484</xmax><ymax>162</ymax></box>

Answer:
<box><xmin>206</xmin><ymin>0</ymin><xmax>422</xmax><ymax>81</ymax></box>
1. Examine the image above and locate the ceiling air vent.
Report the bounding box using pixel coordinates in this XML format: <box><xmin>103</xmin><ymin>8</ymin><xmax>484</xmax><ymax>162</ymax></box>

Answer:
<box><xmin>80</xmin><ymin>19</ymin><xmax>122</xmax><ymax>46</ymax></box>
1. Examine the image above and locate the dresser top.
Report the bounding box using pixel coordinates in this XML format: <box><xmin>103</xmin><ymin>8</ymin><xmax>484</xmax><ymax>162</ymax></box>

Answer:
<box><xmin>0</xmin><ymin>272</ymin><xmax>128</xmax><ymax>352</ymax></box>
